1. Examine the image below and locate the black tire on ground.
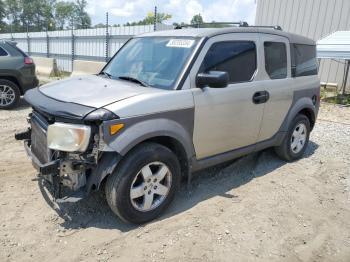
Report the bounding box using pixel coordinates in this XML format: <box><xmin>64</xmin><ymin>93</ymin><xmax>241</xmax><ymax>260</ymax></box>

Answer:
<box><xmin>274</xmin><ymin>114</ymin><xmax>311</xmax><ymax>162</ymax></box>
<box><xmin>105</xmin><ymin>142</ymin><xmax>181</xmax><ymax>224</ymax></box>
<box><xmin>0</xmin><ymin>79</ymin><xmax>21</xmax><ymax>109</ymax></box>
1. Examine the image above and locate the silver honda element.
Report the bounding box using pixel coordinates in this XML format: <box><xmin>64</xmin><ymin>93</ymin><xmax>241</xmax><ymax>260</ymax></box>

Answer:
<box><xmin>16</xmin><ymin>23</ymin><xmax>320</xmax><ymax>224</ymax></box>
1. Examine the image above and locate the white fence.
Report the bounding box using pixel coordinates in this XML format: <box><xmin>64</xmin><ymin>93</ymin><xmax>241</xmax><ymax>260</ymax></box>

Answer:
<box><xmin>0</xmin><ymin>24</ymin><xmax>172</xmax><ymax>72</ymax></box>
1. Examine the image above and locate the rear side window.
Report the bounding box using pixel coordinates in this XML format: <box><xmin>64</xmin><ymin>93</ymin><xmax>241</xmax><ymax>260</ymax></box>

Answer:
<box><xmin>291</xmin><ymin>44</ymin><xmax>318</xmax><ymax>77</ymax></box>
<box><xmin>200</xmin><ymin>41</ymin><xmax>257</xmax><ymax>83</ymax></box>
<box><xmin>0</xmin><ymin>46</ymin><xmax>8</xmax><ymax>56</ymax></box>
<box><xmin>264</xmin><ymin>42</ymin><xmax>287</xmax><ymax>79</ymax></box>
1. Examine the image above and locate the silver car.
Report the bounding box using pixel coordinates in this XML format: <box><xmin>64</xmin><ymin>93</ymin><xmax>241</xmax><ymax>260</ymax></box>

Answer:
<box><xmin>15</xmin><ymin>25</ymin><xmax>320</xmax><ymax>224</ymax></box>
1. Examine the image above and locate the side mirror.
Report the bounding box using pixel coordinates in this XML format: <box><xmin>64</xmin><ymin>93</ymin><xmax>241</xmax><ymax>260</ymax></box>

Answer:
<box><xmin>196</xmin><ymin>71</ymin><xmax>229</xmax><ymax>88</ymax></box>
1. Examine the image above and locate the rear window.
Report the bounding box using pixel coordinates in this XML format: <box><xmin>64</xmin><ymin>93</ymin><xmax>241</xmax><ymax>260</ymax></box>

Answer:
<box><xmin>0</xmin><ymin>46</ymin><xmax>8</xmax><ymax>56</ymax></box>
<box><xmin>264</xmin><ymin>42</ymin><xmax>287</xmax><ymax>79</ymax></box>
<box><xmin>291</xmin><ymin>44</ymin><xmax>318</xmax><ymax>77</ymax></box>
<box><xmin>199</xmin><ymin>41</ymin><xmax>257</xmax><ymax>84</ymax></box>
<box><xmin>9</xmin><ymin>43</ymin><xmax>28</xmax><ymax>57</ymax></box>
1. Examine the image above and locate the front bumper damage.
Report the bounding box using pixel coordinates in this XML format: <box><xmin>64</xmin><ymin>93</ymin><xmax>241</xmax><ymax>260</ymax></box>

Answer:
<box><xmin>15</xmin><ymin>115</ymin><xmax>120</xmax><ymax>203</ymax></box>
<box><xmin>21</xmin><ymin>138</ymin><xmax>91</xmax><ymax>203</ymax></box>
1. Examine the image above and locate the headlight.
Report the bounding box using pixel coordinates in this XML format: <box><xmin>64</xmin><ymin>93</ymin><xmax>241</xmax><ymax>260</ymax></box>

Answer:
<box><xmin>47</xmin><ymin>123</ymin><xmax>91</xmax><ymax>152</ymax></box>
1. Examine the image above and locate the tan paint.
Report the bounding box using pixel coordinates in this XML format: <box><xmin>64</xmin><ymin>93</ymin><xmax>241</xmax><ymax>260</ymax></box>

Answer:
<box><xmin>190</xmin><ymin>33</ymin><xmax>265</xmax><ymax>159</ymax></box>
<box><xmin>257</xmin><ymin>34</ymin><xmax>293</xmax><ymax>141</ymax></box>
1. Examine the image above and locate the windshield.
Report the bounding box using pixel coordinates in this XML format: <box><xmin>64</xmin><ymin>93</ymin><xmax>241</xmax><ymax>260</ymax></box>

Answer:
<box><xmin>103</xmin><ymin>37</ymin><xmax>198</xmax><ymax>90</ymax></box>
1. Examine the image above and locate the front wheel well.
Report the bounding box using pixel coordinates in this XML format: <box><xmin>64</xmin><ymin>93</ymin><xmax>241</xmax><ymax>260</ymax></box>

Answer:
<box><xmin>140</xmin><ymin>136</ymin><xmax>190</xmax><ymax>180</ymax></box>
<box><xmin>298</xmin><ymin>108</ymin><xmax>316</xmax><ymax>130</ymax></box>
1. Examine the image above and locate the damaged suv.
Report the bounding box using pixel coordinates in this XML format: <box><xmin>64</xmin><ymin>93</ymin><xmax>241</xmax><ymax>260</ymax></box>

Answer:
<box><xmin>16</xmin><ymin>24</ymin><xmax>320</xmax><ymax>224</ymax></box>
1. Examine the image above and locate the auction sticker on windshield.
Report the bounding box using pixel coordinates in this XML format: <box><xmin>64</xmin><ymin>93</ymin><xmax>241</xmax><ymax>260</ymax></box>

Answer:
<box><xmin>166</xmin><ymin>39</ymin><xmax>195</xmax><ymax>48</ymax></box>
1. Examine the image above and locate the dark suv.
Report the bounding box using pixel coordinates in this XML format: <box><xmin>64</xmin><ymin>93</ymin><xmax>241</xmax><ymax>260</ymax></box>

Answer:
<box><xmin>0</xmin><ymin>40</ymin><xmax>38</xmax><ymax>109</ymax></box>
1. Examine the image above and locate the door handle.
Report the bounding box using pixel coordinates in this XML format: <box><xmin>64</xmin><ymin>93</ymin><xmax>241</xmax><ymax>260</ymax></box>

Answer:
<box><xmin>253</xmin><ymin>91</ymin><xmax>269</xmax><ymax>104</ymax></box>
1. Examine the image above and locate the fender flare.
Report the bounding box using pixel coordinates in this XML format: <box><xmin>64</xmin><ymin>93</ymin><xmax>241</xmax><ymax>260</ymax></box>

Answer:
<box><xmin>86</xmin><ymin>152</ymin><xmax>121</xmax><ymax>193</ymax></box>
<box><xmin>279</xmin><ymin>97</ymin><xmax>316</xmax><ymax>132</ymax></box>
<box><xmin>103</xmin><ymin>118</ymin><xmax>195</xmax><ymax>159</ymax></box>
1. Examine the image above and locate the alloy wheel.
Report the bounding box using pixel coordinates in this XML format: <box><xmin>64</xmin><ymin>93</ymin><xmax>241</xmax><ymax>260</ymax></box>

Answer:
<box><xmin>0</xmin><ymin>85</ymin><xmax>16</xmax><ymax>107</ymax></box>
<box><xmin>290</xmin><ymin>123</ymin><xmax>307</xmax><ymax>154</ymax></box>
<box><xmin>130</xmin><ymin>161</ymin><xmax>172</xmax><ymax>212</ymax></box>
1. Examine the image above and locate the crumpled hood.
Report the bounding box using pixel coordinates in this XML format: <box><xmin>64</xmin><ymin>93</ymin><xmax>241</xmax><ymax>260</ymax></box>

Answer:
<box><xmin>39</xmin><ymin>75</ymin><xmax>158</xmax><ymax>108</ymax></box>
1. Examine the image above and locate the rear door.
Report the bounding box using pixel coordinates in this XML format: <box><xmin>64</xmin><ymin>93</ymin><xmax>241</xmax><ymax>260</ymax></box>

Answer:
<box><xmin>0</xmin><ymin>44</ymin><xmax>14</xmax><ymax>70</ymax></box>
<box><xmin>190</xmin><ymin>33</ymin><xmax>266</xmax><ymax>159</ymax></box>
<box><xmin>0</xmin><ymin>43</ymin><xmax>23</xmax><ymax>72</ymax></box>
<box><xmin>257</xmin><ymin>35</ymin><xmax>294</xmax><ymax>142</ymax></box>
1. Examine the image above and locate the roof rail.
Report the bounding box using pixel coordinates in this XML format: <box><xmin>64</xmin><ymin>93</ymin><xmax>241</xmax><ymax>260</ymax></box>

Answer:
<box><xmin>246</xmin><ymin>25</ymin><xmax>283</xmax><ymax>30</ymax></box>
<box><xmin>174</xmin><ymin>21</ymin><xmax>249</xmax><ymax>29</ymax></box>
<box><xmin>174</xmin><ymin>22</ymin><xmax>282</xmax><ymax>31</ymax></box>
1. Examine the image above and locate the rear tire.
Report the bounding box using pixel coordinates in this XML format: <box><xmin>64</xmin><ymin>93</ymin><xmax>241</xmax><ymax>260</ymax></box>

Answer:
<box><xmin>274</xmin><ymin>114</ymin><xmax>310</xmax><ymax>161</ymax></box>
<box><xmin>105</xmin><ymin>142</ymin><xmax>181</xmax><ymax>224</ymax></box>
<box><xmin>0</xmin><ymin>79</ymin><xmax>20</xmax><ymax>109</ymax></box>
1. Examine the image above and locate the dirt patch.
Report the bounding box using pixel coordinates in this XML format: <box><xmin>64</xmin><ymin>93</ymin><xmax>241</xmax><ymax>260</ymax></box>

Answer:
<box><xmin>0</xmin><ymin>102</ymin><xmax>350</xmax><ymax>262</ymax></box>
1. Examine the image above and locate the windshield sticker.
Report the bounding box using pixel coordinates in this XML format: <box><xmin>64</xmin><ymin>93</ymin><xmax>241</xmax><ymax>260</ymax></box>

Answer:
<box><xmin>166</xmin><ymin>39</ymin><xmax>195</xmax><ymax>48</ymax></box>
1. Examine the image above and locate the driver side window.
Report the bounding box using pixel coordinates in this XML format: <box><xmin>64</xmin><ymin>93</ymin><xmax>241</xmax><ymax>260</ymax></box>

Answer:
<box><xmin>199</xmin><ymin>41</ymin><xmax>257</xmax><ymax>84</ymax></box>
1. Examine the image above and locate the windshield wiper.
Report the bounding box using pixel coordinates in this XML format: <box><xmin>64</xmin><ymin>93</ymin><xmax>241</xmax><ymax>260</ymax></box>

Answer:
<box><xmin>118</xmin><ymin>76</ymin><xmax>148</xmax><ymax>87</ymax></box>
<box><xmin>99</xmin><ymin>71</ymin><xmax>112</xmax><ymax>79</ymax></box>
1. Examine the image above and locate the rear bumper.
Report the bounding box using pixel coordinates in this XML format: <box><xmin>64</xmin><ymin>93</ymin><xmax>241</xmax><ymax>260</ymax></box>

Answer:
<box><xmin>21</xmin><ymin>76</ymin><xmax>39</xmax><ymax>93</ymax></box>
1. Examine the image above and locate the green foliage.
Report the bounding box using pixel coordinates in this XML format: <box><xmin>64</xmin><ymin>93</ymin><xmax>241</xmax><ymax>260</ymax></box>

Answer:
<box><xmin>93</xmin><ymin>23</ymin><xmax>106</xmax><ymax>28</ymax></box>
<box><xmin>0</xmin><ymin>0</ymin><xmax>6</xmax><ymax>32</ymax></box>
<box><xmin>125</xmin><ymin>12</ymin><xmax>172</xmax><ymax>26</ymax></box>
<box><xmin>0</xmin><ymin>0</ymin><xmax>92</xmax><ymax>33</ymax></box>
<box><xmin>54</xmin><ymin>1</ymin><xmax>76</xmax><ymax>30</ymax></box>
<box><xmin>190</xmin><ymin>14</ymin><xmax>204</xmax><ymax>25</ymax></box>
<box><xmin>323</xmin><ymin>94</ymin><xmax>350</xmax><ymax>105</ymax></box>
<box><xmin>74</xmin><ymin>0</ymin><xmax>91</xmax><ymax>29</ymax></box>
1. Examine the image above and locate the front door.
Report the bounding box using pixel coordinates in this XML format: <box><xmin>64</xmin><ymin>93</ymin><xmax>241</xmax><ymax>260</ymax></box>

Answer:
<box><xmin>191</xmin><ymin>33</ymin><xmax>266</xmax><ymax>159</ymax></box>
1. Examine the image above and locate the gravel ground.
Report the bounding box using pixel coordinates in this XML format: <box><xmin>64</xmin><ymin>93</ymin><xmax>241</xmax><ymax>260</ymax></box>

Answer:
<box><xmin>0</xmin><ymin>101</ymin><xmax>350</xmax><ymax>262</ymax></box>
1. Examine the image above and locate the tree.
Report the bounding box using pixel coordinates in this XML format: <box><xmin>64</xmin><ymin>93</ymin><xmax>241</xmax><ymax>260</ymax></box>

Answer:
<box><xmin>124</xmin><ymin>12</ymin><xmax>172</xmax><ymax>26</ymax></box>
<box><xmin>144</xmin><ymin>12</ymin><xmax>171</xmax><ymax>24</ymax></box>
<box><xmin>190</xmin><ymin>14</ymin><xmax>204</xmax><ymax>25</ymax></box>
<box><xmin>21</xmin><ymin>0</ymin><xmax>56</xmax><ymax>31</ymax></box>
<box><xmin>173</xmin><ymin>22</ymin><xmax>186</xmax><ymax>27</ymax></box>
<box><xmin>73</xmin><ymin>0</ymin><xmax>91</xmax><ymax>29</ymax></box>
<box><xmin>5</xmin><ymin>0</ymin><xmax>21</xmax><ymax>32</ymax></box>
<box><xmin>54</xmin><ymin>1</ymin><xmax>75</xmax><ymax>29</ymax></box>
<box><xmin>93</xmin><ymin>23</ymin><xmax>105</xmax><ymax>28</ymax></box>
<box><xmin>2</xmin><ymin>0</ymin><xmax>92</xmax><ymax>32</ymax></box>
<box><xmin>0</xmin><ymin>0</ymin><xmax>6</xmax><ymax>32</ymax></box>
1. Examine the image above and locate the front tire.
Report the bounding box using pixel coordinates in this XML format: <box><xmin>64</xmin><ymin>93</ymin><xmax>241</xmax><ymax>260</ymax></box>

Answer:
<box><xmin>0</xmin><ymin>79</ymin><xmax>20</xmax><ymax>109</ymax></box>
<box><xmin>105</xmin><ymin>142</ymin><xmax>181</xmax><ymax>224</ymax></box>
<box><xmin>274</xmin><ymin>114</ymin><xmax>310</xmax><ymax>161</ymax></box>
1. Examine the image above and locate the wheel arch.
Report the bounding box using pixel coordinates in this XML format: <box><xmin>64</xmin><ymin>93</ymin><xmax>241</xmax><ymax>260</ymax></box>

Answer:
<box><xmin>280</xmin><ymin>97</ymin><xmax>317</xmax><ymax>132</ymax></box>
<box><xmin>93</xmin><ymin>135</ymin><xmax>191</xmax><ymax>193</ymax></box>
<box><xmin>298</xmin><ymin>107</ymin><xmax>316</xmax><ymax>130</ymax></box>
<box><xmin>0</xmin><ymin>75</ymin><xmax>22</xmax><ymax>94</ymax></box>
<box><xmin>95</xmin><ymin>116</ymin><xmax>196</xmax><ymax>191</ymax></box>
<box><xmin>137</xmin><ymin>135</ymin><xmax>190</xmax><ymax>180</ymax></box>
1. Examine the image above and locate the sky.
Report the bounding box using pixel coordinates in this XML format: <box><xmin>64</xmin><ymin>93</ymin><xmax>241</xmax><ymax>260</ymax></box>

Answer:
<box><xmin>84</xmin><ymin>0</ymin><xmax>257</xmax><ymax>26</ymax></box>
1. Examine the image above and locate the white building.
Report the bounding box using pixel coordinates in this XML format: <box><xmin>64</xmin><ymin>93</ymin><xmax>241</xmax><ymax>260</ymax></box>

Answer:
<box><xmin>255</xmin><ymin>0</ymin><xmax>350</xmax><ymax>91</ymax></box>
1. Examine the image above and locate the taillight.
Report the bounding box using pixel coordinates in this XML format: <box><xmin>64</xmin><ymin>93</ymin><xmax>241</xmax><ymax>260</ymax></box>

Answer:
<box><xmin>24</xmin><ymin>57</ymin><xmax>33</xmax><ymax>64</ymax></box>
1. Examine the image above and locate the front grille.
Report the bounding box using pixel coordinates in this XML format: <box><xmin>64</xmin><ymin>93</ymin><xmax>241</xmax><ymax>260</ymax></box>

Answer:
<box><xmin>31</xmin><ymin>112</ymin><xmax>50</xmax><ymax>164</ymax></box>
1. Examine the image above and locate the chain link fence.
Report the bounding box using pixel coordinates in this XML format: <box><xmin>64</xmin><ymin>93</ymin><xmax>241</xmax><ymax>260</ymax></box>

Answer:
<box><xmin>0</xmin><ymin>23</ymin><xmax>172</xmax><ymax>72</ymax></box>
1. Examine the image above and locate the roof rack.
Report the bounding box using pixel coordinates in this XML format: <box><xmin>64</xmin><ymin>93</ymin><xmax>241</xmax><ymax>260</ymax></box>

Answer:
<box><xmin>247</xmin><ymin>25</ymin><xmax>283</xmax><ymax>31</ymax></box>
<box><xmin>174</xmin><ymin>21</ymin><xmax>249</xmax><ymax>29</ymax></box>
<box><xmin>174</xmin><ymin>22</ymin><xmax>282</xmax><ymax>31</ymax></box>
